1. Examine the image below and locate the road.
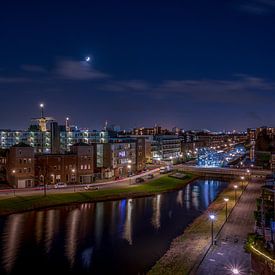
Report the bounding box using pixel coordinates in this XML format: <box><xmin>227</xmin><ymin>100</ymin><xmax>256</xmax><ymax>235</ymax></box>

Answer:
<box><xmin>0</xmin><ymin>168</ymin><xmax>160</xmax><ymax>198</ymax></box>
<box><xmin>178</xmin><ymin>164</ymin><xmax>271</xmax><ymax>177</ymax></box>
<box><xmin>196</xmin><ymin>181</ymin><xmax>262</xmax><ymax>275</ymax></box>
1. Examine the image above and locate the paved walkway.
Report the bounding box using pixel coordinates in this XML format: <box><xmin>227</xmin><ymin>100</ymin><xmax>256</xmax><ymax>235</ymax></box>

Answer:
<box><xmin>197</xmin><ymin>181</ymin><xmax>262</xmax><ymax>275</ymax></box>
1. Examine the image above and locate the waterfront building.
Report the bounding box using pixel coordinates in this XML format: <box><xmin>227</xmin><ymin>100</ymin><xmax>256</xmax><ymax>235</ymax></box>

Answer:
<box><xmin>35</xmin><ymin>142</ymin><xmax>94</xmax><ymax>185</ymax></box>
<box><xmin>6</xmin><ymin>143</ymin><xmax>35</xmax><ymax>188</ymax></box>
<box><xmin>95</xmin><ymin>137</ymin><xmax>146</xmax><ymax>179</ymax></box>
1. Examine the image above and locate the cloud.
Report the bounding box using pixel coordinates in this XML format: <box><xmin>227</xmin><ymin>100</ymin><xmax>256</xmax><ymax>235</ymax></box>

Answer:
<box><xmin>238</xmin><ymin>0</ymin><xmax>275</xmax><ymax>14</ymax></box>
<box><xmin>21</xmin><ymin>64</ymin><xmax>47</xmax><ymax>73</ymax></box>
<box><xmin>0</xmin><ymin>77</ymin><xmax>32</xmax><ymax>83</ymax></box>
<box><xmin>55</xmin><ymin>59</ymin><xmax>109</xmax><ymax>80</ymax></box>
<box><xmin>247</xmin><ymin>111</ymin><xmax>263</xmax><ymax>121</ymax></box>
<box><xmin>101</xmin><ymin>80</ymin><xmax>150</xmax><ymax>92</ymax></box>
<box><xmin>99</xmin><ymin>75</ymin><xmax>275</xmax><ymax>104</ymax></box>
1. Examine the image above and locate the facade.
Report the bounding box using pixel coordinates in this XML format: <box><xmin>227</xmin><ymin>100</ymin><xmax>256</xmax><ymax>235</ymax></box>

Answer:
<box><xmin>35</xmin><ymin>142</ymin><xmax>94</xmax><ymax>185</ymax></box>
<box><xmin>0</xmin><ymin>130</ymin><xmax>51</xmax><ymax>153</ymax></box>
<box><xmin>152</xmin><ymin>135</ymin><xmax>182</xmax><ymax>161</ymax></box>
<box><xmin>0</xmin><ymin>128</ymin><xmax>108</xmax><ymax>154</ymax></box>
<box><xmin>95</xmin><ymin>138</ymin><xmax>146</xmax><ymax>178</ymax></box>
<box><xmin>6</xmin><ymin>143</ymin><xmax>35</xmax><ymax>188</ymax></box>
<box><xmin>0</xmin><ymin>149</ymin><xmax>8</xmax><ymax>182</ymax></box>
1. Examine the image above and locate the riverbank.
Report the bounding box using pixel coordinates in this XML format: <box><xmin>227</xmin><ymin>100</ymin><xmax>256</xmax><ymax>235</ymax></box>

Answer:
<box><xmin>0</xmin><ymin>173</ymin><xmax>198</xmax><ymax>216</ymax></box>
<box><xmin>149</xmin><ymin>179</ymin><xmax>247</xmax><ymax>275</ymax></box>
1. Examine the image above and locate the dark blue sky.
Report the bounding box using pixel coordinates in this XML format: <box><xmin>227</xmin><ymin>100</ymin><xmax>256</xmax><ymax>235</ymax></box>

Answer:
<box><xmin>1</xmin><ymin>0</ymin><xmax>275</xmax><ymax>131</ymax></box>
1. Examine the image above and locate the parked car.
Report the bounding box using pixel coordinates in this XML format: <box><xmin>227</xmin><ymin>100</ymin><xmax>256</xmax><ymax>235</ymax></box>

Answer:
<box><xmin>84</xmin><ymin>185</ymin><xmax>99</xmax><ymax>191</ymax></box>
<box><xmin>54</xmin><ymin>182</ymin><xmax>67</xmax><ymax>189</ymax></box>
<box><xmin>146</xmin><ymin>173</ymin><xmax>154</xmax><ymax>179</ymax></box>
<box><xmin>135</xmin><ymin>177</ymin><xmax>145</xmax><ymax>184</ymax></box>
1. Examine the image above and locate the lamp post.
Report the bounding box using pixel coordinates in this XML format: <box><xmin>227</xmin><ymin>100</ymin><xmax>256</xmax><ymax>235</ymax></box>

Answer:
<box><xmin>127</xmin><ymin>159</ymin><xmax>132</xmax><ymax>175</ymax></box>
<box><xmin>234</xmin><ymin>185</ymin><xmax>238</xmax><ymax>203</ymax></box>
<box><xmin>72</xmin><ymin>169</ymin><xmax>76</xmax><ymax>192</ymax></box>
<box><xmin>127</xmin><ymin>164</ymin><xmax>132</xmax><ymax>184</ymax></box>
<box><xmin>240</xmin><ymin>176</ymin><xmax>244</xmax><ymax>192</ymax></box>
<box><xmin>12</xmin><ymin>170</ymin><xmax>16</xmax><ymax>196</ymax></box>
<box><xmin>246</xmin><ymin>169</ymin><xmax>250</xmax><ymax>181</ymax></box>
<box><xmin>209</xmin><ymin>214</ymin><xmax>216</xmax><ymax>245</ymax></box>
<box><xmin>224</xmin><ymin>197</ymin><xmax>229</xmax><ymax>221</ymax></box>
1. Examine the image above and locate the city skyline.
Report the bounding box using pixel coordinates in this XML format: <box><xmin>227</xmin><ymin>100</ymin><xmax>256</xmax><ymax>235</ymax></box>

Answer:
<box><xmin>1</xmin><ymin>1</ymin><xmax>275</xmax><ymax>130</ymax></box>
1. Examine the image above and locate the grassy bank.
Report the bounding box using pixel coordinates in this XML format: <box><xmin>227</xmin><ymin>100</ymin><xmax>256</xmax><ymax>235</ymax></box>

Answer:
<box><xmin>0</xmin><ymin>173</ymin><xmax>197</xmax><ymax>216</ymax></box>
<box><xmin>149</xmin><ymin>180</ymin><xmax>247</xmax><ymax>275</ymax></box>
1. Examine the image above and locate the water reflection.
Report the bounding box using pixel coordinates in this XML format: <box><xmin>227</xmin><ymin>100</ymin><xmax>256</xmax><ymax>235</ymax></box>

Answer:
<box><xmin>65</xmin><ymin>209</ymin><xmax>80</xmax><ymax>267</ymax></box>
<box><xmin>176</xmin><ymin>190</ymin><xmax>183</xmax><ymax>207</ymax></box>
<box><xmin>45</xmin><ymin>210</ymin><xmax>59</xmax><ymax>253</ymax></box>
<box><xmin>192</xmin><ymin>185</ymin><xmax>199</xmax><ymax>210</ymax></box>
<box><xmin>81</xmin><ymin>247</ymin><xmax>93</xmax><ymax>269</ymax></box>
<box><xmin>151</xmin><ymin>194</ymin><xmax>162</xmax><ymax>229</ymax></box>
<box><xmin>35</xmin><ymin>211</ymin><xmax>44</xmax><ymax>244</ymax></box>
<box><xmin>123</xmin><ymin>199</ymin><xmax>133</xmax><ymax>245</ymax></box>
<box><xmin>185</xmin><ymin>184</ymin><xmax>191</xmax><ymax>209</ymax></box>
<box><xmin>95</xmin><ymin>203</ymin><xmax>104</xmax><ymax>246</ymax></box>
<box><xmin>2</xmin><ymin>214</ymin><xmax>24</xmax><ymax>273</ymax></box>
<box><xmin>0</xmin><ymin>179</ymin><xmax>228</xmax><ymax>275</ymax></box>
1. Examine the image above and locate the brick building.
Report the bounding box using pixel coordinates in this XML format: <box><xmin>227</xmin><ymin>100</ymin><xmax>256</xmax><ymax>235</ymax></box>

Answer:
<box><xmin>6</xmin><ymin>143</ymin><xmax>35</xmax><ymax>188</ymax></box>
<box><xmin>35</xmin><ymin>142</ymin><xmax>94</xmax><ymax>185</ymax></box>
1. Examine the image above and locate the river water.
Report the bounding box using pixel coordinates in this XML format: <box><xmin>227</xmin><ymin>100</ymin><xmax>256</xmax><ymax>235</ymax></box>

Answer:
<box><xmin>0</xmin><ymin>179</ymin><xmax>228</xmax><ymax>275</ymax></box>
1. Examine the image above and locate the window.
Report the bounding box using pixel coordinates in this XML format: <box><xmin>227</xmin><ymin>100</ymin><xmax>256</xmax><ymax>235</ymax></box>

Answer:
<box><xmin>28</xmin><ymin>168</ymin><xmax>31</xmax><ymax>173</ymax></box>
<box><xmin>28</xmin><ymin>158</ymin><xmax>32</xmax><ymax>163</ymax></box>
<box><xmin>81</xmin><ymin>165</ymin><xmax>84</xmax><ymax>170</ymax></box>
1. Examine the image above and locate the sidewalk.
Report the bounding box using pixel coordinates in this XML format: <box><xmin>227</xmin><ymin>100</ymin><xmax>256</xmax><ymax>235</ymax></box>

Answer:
<box><xmin>196</xmin><ymin>182</ymin><xmax>262</xmax><ymax>275</ymax></box>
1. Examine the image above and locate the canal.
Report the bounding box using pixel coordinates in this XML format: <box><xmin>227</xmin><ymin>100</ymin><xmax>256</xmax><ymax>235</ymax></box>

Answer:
<box><xmin>0</xmin><ymin>179</ymin><xmax>228</xmax><ymax>275</ymax></box>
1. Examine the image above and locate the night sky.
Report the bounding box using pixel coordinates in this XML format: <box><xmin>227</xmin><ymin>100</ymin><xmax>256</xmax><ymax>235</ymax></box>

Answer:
<box><xmin>1</xmin><ymin>0</ymin><xmax>275</xmax><ymax>131</ymax></box>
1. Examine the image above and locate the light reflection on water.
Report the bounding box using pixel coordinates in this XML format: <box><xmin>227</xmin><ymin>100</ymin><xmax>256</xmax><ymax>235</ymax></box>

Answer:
<box><xmin>2</xmin><ymin>214</ymin><xmax>24</xmax><ymax>274</ymax></box>
<box><xmin>0</xmin><ymin>179</ymin><xmax>227</xmax><ymax>275</ymax></box>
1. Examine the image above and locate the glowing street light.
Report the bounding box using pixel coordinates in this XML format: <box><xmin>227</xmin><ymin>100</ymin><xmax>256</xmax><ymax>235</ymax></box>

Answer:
<box><xmin>209</xmin><ymin>214</ymin><xmax>216</xmax><ymax>245</ymax></box>
<box><xmin>231</xmin><ymin>268</ymin><xmax>240</xmax><ymax>274</ymax></box>
<box><xmin>224</xmin><ymin>197</ymin><xmax>229</xmax><ymax>221</ymax></box>
<box><xmin>72</xmin><ymin>169</ymin><xmax>76</xmax><ymax>192</ymax></box>
<box><xmin>240</xmin><ymin>176</ymin><xmax>245</xmax><ymax>191</ymax></box>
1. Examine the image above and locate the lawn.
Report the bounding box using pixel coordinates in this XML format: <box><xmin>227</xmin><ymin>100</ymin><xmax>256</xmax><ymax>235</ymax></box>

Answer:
<box><xmin>0</xmin><ymin>173</ymin><xmax>197</xmax><ymax>216</ymax></box>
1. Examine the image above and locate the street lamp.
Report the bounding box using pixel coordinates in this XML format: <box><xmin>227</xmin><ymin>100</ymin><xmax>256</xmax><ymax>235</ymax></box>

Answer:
<box><xmin>127</xmin><ymin>164</ymin><xmax>131</xmax><ymax>175</ymax></box>
<box><xmin>224</xmin><ymin>198</ymin><xmax>229</xmax><ymax>221</ymax></box>
<box><xmin>72</xmin><ymin>169</ymin><xmax>76</xmax><ymax>192</ymax></box>
<box><xmin>209</xmin><ymin>214</ymin><xmax>216</xmax><ymax>245</ymax></box>
<box><xmin>231</xmin><ymin>268</ymin><xmax>240</xmax><ymax>274</ymax></box>
<box><xmin>234</xmin><ymin>185</ymin><xmax>238</xmax><ymax>203</ymax></box>
<box><xmin>11</xmin><ymin>170</ymin><xmax>16</xmax><ymax>196</ymax></box>
<box><xmin>240</xmin><ymin>176</ymin><xmax>244</xmax><ymax>192</ymax></box>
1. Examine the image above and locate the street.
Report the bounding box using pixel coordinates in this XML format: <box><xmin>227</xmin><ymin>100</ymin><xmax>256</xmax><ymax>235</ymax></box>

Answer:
<box><xmin>0</xmin><ymin>168</ymin><xmax>160</xmax><ymax>198</ymax></box>
<box><xmin>196</xmin><ymin>181</ymin><xmax>262</xmax><ymax>275</ymax></box>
